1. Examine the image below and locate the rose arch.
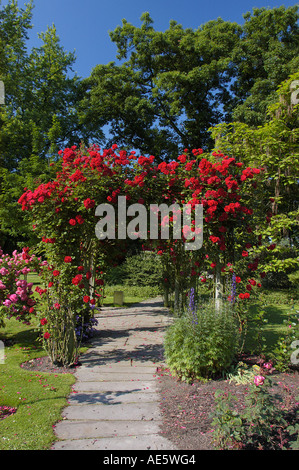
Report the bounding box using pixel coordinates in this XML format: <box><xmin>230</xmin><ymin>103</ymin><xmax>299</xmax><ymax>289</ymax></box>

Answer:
<box><xmin>16</xmin><ymin>143</ymin><xmax>264</xmax><ymax>366</ymax></box>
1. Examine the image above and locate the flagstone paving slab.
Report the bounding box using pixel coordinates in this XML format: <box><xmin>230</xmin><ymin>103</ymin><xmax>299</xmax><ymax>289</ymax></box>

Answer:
<box><xmin>67</xmin><ymin>391</ymin><xmax>160</xmax><ymax>405</ymax></box>
<box><xmin>54</xmin><ymin>419</ymin><xmax>164</xmax><ymax>440</ymax></box>
<box><xmin>53</xmin><ymin>434</ymin><xmax>176</xmax><ymax>450</ymax></box>
<box><xmin>61</xmin><ymin>402</ymin><xmax>162</xmax><ymax>421</ymax></box>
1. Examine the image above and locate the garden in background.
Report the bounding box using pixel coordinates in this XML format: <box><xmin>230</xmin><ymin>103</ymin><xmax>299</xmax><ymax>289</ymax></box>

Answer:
<box><xmin>0</xmin><ymin>1</ymin><xmax>298</xmax><ymax>450</ymax></box>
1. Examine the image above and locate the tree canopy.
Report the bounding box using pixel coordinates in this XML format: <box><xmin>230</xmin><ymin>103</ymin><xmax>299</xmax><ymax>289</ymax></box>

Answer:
<box><xmin>81</xmin><ymin>6</ymin><xmax>299</xmax><ymax>158</ymax></box>
<box><xmin>0</xmin><ymin>0</ymin><xmax>101</xmax><ymax>171</ymax></box>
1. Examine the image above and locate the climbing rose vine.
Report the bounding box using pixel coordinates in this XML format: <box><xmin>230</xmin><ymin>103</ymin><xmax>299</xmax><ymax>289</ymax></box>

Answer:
<box><xmin>18</xmin><ymin>144</ymin><xmax>264</xmax><ymax>365</ymax></box>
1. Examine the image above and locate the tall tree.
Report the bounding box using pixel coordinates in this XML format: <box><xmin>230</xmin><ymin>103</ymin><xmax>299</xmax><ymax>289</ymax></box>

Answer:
<box><xmin>230</xmin><ymin>5</ymin><xmax>299</xmax><ymax>126</ymax></box>
<box><xmin>0</xmin><ymin>0</ymin><xmax>101</xmax><ymax>171</ymax></box>
<box><xmin>0</xmin><ymin>0</ymin><xmax>101</xmax><ymax>249</ymax></box>
<box><xmin>81</xmin><ymin>6</ymin><xmax>299</xmax><ymax>159</ymax></box>
<box><xmin>81</xmin><ymin>12</ymin><xmax>242</xmax><ymax>159</ymax></box>
<box><xmin>211</xmin><ymin>72</ymin><xmax>299</xmax><ymax>277</ymax></box>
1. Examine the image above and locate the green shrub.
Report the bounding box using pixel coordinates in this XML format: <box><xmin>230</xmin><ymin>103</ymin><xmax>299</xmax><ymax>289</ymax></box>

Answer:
<box><xmin>105</xmin><ymin>252</ymin><xmax>163</xmax><ymax>288</ymax></box>
<box><xmin>164</xmin><ymin>302</ymin><xmax>240</xmax><ymax>381</ymax></box>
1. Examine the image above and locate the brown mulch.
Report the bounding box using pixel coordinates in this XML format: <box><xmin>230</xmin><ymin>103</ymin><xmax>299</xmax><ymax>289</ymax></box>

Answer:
<box><xmin>20</xmin><ymin>355</ymin><xmax>298</xmax><ymax>451</ymax></box>
<box><xmin>20</xmin><ymin>355</ymin><xmax>80</xmax><ymax>374</ymax></box>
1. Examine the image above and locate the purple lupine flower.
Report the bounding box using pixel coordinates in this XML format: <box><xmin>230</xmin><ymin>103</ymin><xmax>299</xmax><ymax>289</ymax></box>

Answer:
<box><xmin>189</xmin><ymin>287</ymin><xmax>198</xmax><ymax>324</ymax></box>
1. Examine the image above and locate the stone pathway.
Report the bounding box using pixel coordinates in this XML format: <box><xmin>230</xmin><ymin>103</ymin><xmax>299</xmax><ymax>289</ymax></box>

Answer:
<box><xmin>52</xmin><ymin>297</ymin><xmax>176</xmax><ymax>450</ymax></box>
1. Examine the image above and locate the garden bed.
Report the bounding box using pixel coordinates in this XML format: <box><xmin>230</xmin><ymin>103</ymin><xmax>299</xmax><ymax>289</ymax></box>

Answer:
<box><xmin>20</xmin><ymin>355</ymin><xmax>80</xmax><ymax>374</ymax></box>
<box><xmin>156</xmin><ymin>366</ymin><xmax>298</xmax><ymax>450</ymax></box>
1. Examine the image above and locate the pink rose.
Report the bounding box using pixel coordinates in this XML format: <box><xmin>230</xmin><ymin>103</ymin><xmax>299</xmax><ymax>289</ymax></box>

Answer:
<box><xmin>263</xmin><ymin>362</ymin><xmax>272</xmax><ymax>370</ymax></box>
<box><xmin>254</xmin><ymin>375</ymin><xmax>265</xmax><ymax>386</ymax></box>
<box><xmin>9</xmin><ymin>294</ymin><xmax>18</xmax><ymax>303</ymax></box>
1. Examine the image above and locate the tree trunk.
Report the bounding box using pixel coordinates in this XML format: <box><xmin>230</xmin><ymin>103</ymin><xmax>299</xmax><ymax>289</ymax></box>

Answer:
<box><xmin>163</xmin><ymin>284</ymin><xmax>169</xmax><ymax>307</ymax></box>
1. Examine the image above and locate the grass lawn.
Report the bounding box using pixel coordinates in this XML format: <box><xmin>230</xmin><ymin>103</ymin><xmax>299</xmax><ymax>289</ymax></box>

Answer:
<box><xmin>102</xmin><ymin>284</ymin><xmax>161</xmax><ymax>307</ymax></box>
<box><xmin>244</xmin><ymin>290</ymin><xmax>299</xmax><ymax>355</ymax></box>
<box><xmin>0</xmin><ymin>318</ymin><xmax>76</xmax><ymax>450</ymax></box>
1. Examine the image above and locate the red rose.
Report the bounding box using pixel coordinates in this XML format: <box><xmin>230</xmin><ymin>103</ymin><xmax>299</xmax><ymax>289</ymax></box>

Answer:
<box><xmin>209</xmin><ymin>235</ymin><xmax>220</xmax><ymax>243</ymax></box>
<box><xmin>239</xmin><ymin>292</ymin><xmax>250</xmax><ymax>299</ymax></box>
<box><xmin>69</xmin><ymin>218</ymin><xmax>76</xmax><ymax>226</ymax></box>
<box><xmin>76</xmin><ymin>214</ymin><xmax>84</xmax><ymax>224</ymax></box>
<box><xmin>86</xmin><ymin>271</ymin><xmax>91</xmax><ymax>280</ymax></box>
<box><xmin>52</xmin><ymin>270</ymin><xmax>60</xmax><ymax>277</ymax></box>
<box><xmin>72</xmin><ymin>274</ymin><xmax>83</xmax><ymax>285</ymax></box>
<box><xmin>242</xmin><ymin>251</ymin><xmax>248</xmax><ymax>257</ymax></box>
<box><xmin>84</xmin><ymin>198</ymin><xmax>95</xmax><ymax>209</ymax></box>
<box><xmin>83</xmin><ymin>295</ymin><xmax>90</xmax><ymax>303</ymax></box>
<box><xmin>43</xmin><ymin>332</ymin><xmax>50</xmax><ymax>339</ymax></box>
<box><xmin>64</xmin><ymin>256</ymin><xmax>72</xmax><ymax>263</ymax></box>
<box><xmin>235</xmin><ymin>276</ymin><xmax>241</xmax><ymax>283</ymax></box>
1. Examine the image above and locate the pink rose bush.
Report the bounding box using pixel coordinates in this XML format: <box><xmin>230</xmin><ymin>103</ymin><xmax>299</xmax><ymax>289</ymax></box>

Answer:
<box><xmin>0</xmin><ymin>246</ymin><xmax>41</xmax><ymax>326</ymax></box>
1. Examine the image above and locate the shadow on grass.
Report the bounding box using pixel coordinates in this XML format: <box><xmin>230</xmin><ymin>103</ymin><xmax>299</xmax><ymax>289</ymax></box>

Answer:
<box><xmin>244</xmin><ymin>303</ymin><xmax>296</xmax><ymax>353</ymax></box>
<box><xmin>0</xmin><ymin>325</ymin><xmax>42</xmax><ymax>353</ymax></box>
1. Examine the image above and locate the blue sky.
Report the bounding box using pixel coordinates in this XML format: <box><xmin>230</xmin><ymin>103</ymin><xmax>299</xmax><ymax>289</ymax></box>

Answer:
<box><xmin>2</xmin><ymin>0</ymin><xmax>299</xmax><ymax>77</ymax></box>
